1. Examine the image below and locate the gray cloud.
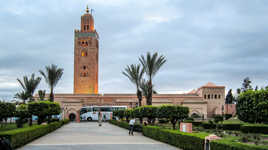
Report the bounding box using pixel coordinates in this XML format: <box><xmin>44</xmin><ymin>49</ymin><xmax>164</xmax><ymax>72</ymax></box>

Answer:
<box><xmin>0</xmin><ymin>0</ymin><xmax>267</xmax><ymax>100</ymax></box>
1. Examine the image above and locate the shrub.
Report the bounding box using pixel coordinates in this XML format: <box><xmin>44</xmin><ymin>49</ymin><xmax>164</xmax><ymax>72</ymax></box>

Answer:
<box><xmin>221</xmin><ymin>123</ymin><xmax>241</xmax><ymax>130</ymax></box>
<box><xmin>0</xmin><ymin>119</ymin><xmax>69</xmax><ymax>149</ymax></box>
<box><xmin>109</xmin><ymin>120</ymin><xmax>142</xmax><ymax>132</ymax></box>
<box><xmin>132</xmin><ymin>107</ymin><xmax>143</xmax><ymax>123</ymax></box>
<box><xmin>0</xmin><ymin>102</ymin><xmax>16</xmax><ymax>122</ymax></box>
<box><xmin>202</xmin><ymin>122</ymin><xmax>216</xmax><ymax>129</ymax></box>
<box><xmin>15</xmin><ymin>104</ymin><xmax>30</xmax><ymax>128</ymax></box>
<box><xmin>157</xmin><ymin>105</ymin><xmax>189</xmax><ymax>129</ymax></box>
<box><xmin>28</xmin><ymin>101</ymin><xmax>61</xmax><ymax>124</ymax></box>
<box><xmin>224</xmin><ymin>114</ymin><xmax>233</xmax><ymax>120</ymax></box>
<box><xmin>142</xmin><ymin>126</ymin><xmax>208</xmax><ymax>150</ymax></box>
<box><xmin>213</xmin><ymin>115</ymin><xmax>224</xmax><ymax>123</ymax></box>
<box><xmin>140</xmin><ymin>105</ymin><xmax>158</xmax><ymax>124</ymax></box>
<box><xmin>124</xmin><ymin>109</ymin><xmax>133</xmax><ymax>122</ymax></box>
<box><xmin>237</xmin><ymin>89</ymin><xmax>268</xmax><ymax>123</ymax></box>
<box><xmin>241</xmin><ymin>124</ymin><xmax>268</xmax><ymax>134</ymax></box>
<box><xmin>210</xmin><ymin>138</ymin><xmax>268</xmax><ymax>150</ymax></box>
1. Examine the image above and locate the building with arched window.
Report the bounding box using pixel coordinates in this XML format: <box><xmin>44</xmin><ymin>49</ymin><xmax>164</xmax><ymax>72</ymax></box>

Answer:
<box><xmin>50</xmin><ymin>7</ymin><xmax>226</xmax><ymax>122</ymax></box>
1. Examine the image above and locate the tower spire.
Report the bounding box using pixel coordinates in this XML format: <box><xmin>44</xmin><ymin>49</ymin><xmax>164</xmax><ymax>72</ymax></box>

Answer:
<box><xmin>86</xmin><ymin>5</ymin><xmax>89</xmax><ymax>13</ymax></box>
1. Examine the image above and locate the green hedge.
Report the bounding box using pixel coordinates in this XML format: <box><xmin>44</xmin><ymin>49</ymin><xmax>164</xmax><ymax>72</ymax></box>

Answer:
<box><xmin>221</xmin><ymin>123</ymin><xmax>242</xmax><ymax>130</ymax></box>
<box><xmin>210</xmin><ymin>138</ymin><xmax>268</xmax><ymax>150</ymax></box>
<box><xmin>202</xmin><ymin>122</ymin><xmax>216</xmax><ymax>129</ymax></box>
<box><xmin>142</xmin><ymin>126</ymin><xmax>208</xmax><ymax>150</ymax></box>
<box><xmin>109</xmin><ymin>120</ymin><xmax>143</xmax><ymax>132</ymax></box>
<box><xmin>202</xmin><ymin>122</ymin><xmax>242</xmax><ymax>131</ymax></box>
<box><xmin>241</xmin><ymin>124</ymin><xmax>268</xmax><ymax>134</ymax></box>
<box><xmin>0</xmin><ymin>119</ymin><xmax>69</xmax><ymax>149</ymax></box>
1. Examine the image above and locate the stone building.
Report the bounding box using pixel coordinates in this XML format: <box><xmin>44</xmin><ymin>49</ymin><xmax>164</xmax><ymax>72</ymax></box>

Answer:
<box><xmin>54</xmin><ymin>8</ymin><xmax>226</xmax><ymax>122</ymax></box>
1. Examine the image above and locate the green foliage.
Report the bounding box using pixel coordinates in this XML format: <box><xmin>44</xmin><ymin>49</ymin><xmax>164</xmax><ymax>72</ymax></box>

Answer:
<box><xmin>158</xmin><ymin>105</ymin><xmax>189</xmax><ymax>129</ymax></box>
<box><xmin>201</xmin><ymin>122</ymin><xmax>216</xmax><ymax>129</ymax></box>
<box><xmin>39</xmin><ymin>64</ymin><xmax>64</xmax><ymax>102</ymax></box>
<box><xmin>140</xmin><ymin>105</ymin><xmax>158</xmax><ymax>124</ymax></box>
<box><xmin>109</xmin><ymin>120</ymin><xmax>143</xmax><ymax>132</ymax></box>
<box><xmin>237</xmin><ymin>89</ymin><xmax>268</xmax><ymax>123</ymax></box>
<box><xmin>213</xmin><ymin>115</ymin><xmax>224</xmax><ymax>123</ymax></box>
<box><xmin>139</xmin><ymin>52</ymin><xmax>167</xmax><ymax>105</ymax></box>
<box><xmin>241</xmin><ymin>124</ymin><xmax>268</xmax><ymax>134</ymax></box>
<box><xmin>221</xmin><ymin>123</ymin><xmax>242</xmax><ymax>130</ymax></box>
<box><xmin>17</xmin><ymin>73</ymin><xmax>41</xmax><ymax>102</ymax></box>
<box><xmin>0</xmin><ymin>119</ymin><xmax>69</xmax><ymax>149</ymax></box>
<box><xmin>143</xmin><ymin>126</ymin><xmax>208</xmax><ymax>150</ymax></box>
<box><xmin>15</xmin><ymin>104</ymin><xmax>30</xmax><ymax>128</ymax></box>
<box><xmin>210</xmin><ymin>137</ymin><xmax>268</xmax><ymax>150</ymax></box>
<box><xmin>225</xmin><ymin>89</ymin><xmax>235</xmax><ymax>104</ymax></box>
<box><xmin>122</xmin><ymin>64</ymin><xmax>144</xmax><ymax>106</ymax></box>
<box><xmin>124</xmin><ymin>109</ymin><xmax>133</xmax><ymax>121</ymax></box>
<box><xmin>38</xmin><ymin>90</ymin><xmax>46</xmax><ymax>101</ymax></box>
<box><xmin>28</xmin><ymin>101</ymin><xmax>61</xmax><ymax>124</ymax></box>
<box><xmin>0</xmin><ymin>102</ymin><xmax>16</xmax><ymax>122</ymax></box>
<box><xmin>224</xmin><ymin>114</ymin><xmax>233</xmax><ymax>120</ymax></box>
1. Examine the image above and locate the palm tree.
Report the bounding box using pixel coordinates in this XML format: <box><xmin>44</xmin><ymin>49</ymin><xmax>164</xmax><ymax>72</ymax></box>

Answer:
<box><xmin>139</xmin><ymin>52</ymin><xmax>166</xmax><ymax>105</ymax></box>
<box><xmin>38</xmin><ymin>90</ymin><xmax>46</xmax><ymax>101</ymax></box>
<box><xmin>17</xmin><ymin>73</ymin><xmax>41</xmax><ymax>102</ymax></box>
<box><xmin>39</xmin><ymin>64</ymin><xmax>63</xmax><ymax>102</ymax></box>
<box><xmin>14</xmin><ymin>91</ymin><xmax>29</xmax><ymax>104</ymax></box>
<box><xmin>122</xmin><ymin>64</ymin><xmax>144</xmax><ymax>106</ymax></box>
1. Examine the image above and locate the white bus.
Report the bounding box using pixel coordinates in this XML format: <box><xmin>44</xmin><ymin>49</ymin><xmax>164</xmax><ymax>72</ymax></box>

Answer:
<box><xmin>80</xmin><ymin>106</ymin><xmax>127</xmax><ymax>121</ymax></box>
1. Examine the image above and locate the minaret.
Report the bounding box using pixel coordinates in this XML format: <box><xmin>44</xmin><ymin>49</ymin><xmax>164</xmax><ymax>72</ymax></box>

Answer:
<box><xmin>74</xmin><ymin>6</ymin><xmax>99</xmax><ymax>94</ymax></box>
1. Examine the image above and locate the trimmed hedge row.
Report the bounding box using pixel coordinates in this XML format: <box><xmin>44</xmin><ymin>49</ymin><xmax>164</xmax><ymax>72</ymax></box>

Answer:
<box><xmin>210</xmin><ymin>139</ymin><xmax>268</xmax><ymax>150</ymax></box>
<box><xmin>109</xmin><ymin>120</ymin><xmax>143</xmax><ymax>132</ymax></box>
<box><xmin>241</xmin><ymin>124</ymin><xmax>268</xmax><ymax>134</ymax></box>
<box><xmin>202</xmin><ymin>122</ymin><xmax>268</xmax><ymax>134</ymax></box>
<box><xmin>0</xmin><ymin>119</ymin><xmax>70</xmax><ymax>149</ymax></box>
<box><xmin>142</xmin><ymin>126</ymin><xmax>208</xmax><ymax>150</ymax></box>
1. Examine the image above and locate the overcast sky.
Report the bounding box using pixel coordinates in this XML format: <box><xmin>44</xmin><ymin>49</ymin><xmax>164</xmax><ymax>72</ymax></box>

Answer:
<box><xmin>0</xmin><ymin>0</ymin><xmax>268</xmax><ymax>100</ymax></box>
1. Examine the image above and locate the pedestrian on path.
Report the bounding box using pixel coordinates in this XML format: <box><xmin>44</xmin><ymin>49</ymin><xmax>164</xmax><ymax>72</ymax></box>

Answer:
<box><xmin>129</xmin><ymin>118</ymin><xmax>135</xmax><ymax>135</ymax></box>
<box><xmin>98</xmin><ymin>110</ymin><xmax>102</xmax><ymax>126</ymax></box>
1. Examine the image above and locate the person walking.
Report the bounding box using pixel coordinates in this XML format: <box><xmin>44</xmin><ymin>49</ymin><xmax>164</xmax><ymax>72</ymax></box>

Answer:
<box><xmin>98</xmin><ymin>110</ymin><xmax>102</xmax><ymax>126</ymax></box>
<box><xmin>129</xmin><ymin>118</ymin><xmax>135</xmax><ymax>136</ymax></box>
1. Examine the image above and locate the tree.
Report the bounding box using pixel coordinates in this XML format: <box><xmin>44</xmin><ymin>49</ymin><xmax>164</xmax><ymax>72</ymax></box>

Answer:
<box><xmin>17</xmin><ymin>73</ymin><xmax>41</xmax><ymax>102</ymax></box>
<box><xmin>158</xmin><ymin>105</ymin><xmax>189</xmax><ymax>130</ymax></box>
<box><xmin>140</xmin><ymin>105</ymin><xmax>158</xmax><ymax>124</ymax></box>
<box><xmin>236</xmin><ymin>89</ymin><xmax>268</xmax><ymax>123</ymax></box>
<box><xmin>122</xmin><ymin>64</ymin><xmax>144</xmax><ymax>106</ymax></box>
<box><xmin>241</xmin><ymin>77</ymin><xmax>253</xmax><ymax>92</ymax></box>
<box><xmin>39</xmin><ymin>64</ymin><xmax>64</xmax><ymax>102</ymax></box>
<box><xmin>28</xmin><ymin>101</ymin><xmax>61</xmax><ymax>124</ymax></box>
<box><xmin>0</xmin><ymin>102</ymin><xmax>16</xmax><ymax>125</ymax></box>
<box><xmin>139</xmin><ymin>52</ymin><xmax>166</xmax><ymax>105</ymax></box>
<box><xmin>38</xmin><ymin>90</ymin><xmax>46</xmax><ymax>101</ymax></box>
<box><xmin>225</xmin><ymin>89</ymin><xmax>234</xmax><ymax>104</ymax></box>
<box><xmin>140</xmin><ymin>79</ymin><xmax>151</xmax><ymax>105</ymax></box>
<box><xmin>14</xmin><ymin>91</ymin><xmax>30</xmax><ymax>104</ymax></box>
<box><xmin>15</xmin><ymin>104</ymin><xmax>30</xmax><ymax>128</ymax></box>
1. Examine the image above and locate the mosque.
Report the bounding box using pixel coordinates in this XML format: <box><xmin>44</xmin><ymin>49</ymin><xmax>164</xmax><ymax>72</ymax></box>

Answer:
<box><xmin>54</xmin><ymin>7</ymin><xmax>226</xmax><ymax>122</ymax></box>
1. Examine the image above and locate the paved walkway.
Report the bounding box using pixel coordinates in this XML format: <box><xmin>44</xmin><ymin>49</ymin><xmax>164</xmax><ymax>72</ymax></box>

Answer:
<box><xmin>18</xmin><ymin>122</ymin><xmax>180</xmax><ymax>150</ymax></box>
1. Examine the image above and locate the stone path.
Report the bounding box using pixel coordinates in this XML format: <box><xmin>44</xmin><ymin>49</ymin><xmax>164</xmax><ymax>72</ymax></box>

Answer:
<box><xmin>18</xmin><ymin>122</ymin><xmax>181</xmax><ymax>150</ymax></box>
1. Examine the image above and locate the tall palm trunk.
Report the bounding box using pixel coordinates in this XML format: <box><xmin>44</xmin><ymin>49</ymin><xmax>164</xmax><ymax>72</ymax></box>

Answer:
<box><xmin>137</xmin><ymin>89</ymin><xmax>142</xmax><ymax>106</ymax></box>
<box><xmin>147</xmin><ymin>78</ymin><xmax>153</xmax><ymax>105</ymax></box>
<box><xmin>50</xmin><ymin>87</ymin><xmax>54</xmax><ymax>102</ymax></box>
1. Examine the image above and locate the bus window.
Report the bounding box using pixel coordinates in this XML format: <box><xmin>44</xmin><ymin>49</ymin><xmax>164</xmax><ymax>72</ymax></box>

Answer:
<box><xmin>101</xmin><ymin>107</ymin><xmax>112</xmax><ymax>112</ymax></box>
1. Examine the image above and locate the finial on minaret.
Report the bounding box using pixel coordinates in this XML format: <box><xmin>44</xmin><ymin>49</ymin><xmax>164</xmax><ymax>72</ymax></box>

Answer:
<box><xmin>86</xmin><ymin>5</ymin><xmax>89</xmax><ymax>13</ymax></box>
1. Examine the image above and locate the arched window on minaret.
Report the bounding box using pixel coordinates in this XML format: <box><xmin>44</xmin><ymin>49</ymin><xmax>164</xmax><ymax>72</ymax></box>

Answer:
<box><xmin>81</xmin><ymin>51</ymin><xmax>87</xmax><ymax>57</ymax></box>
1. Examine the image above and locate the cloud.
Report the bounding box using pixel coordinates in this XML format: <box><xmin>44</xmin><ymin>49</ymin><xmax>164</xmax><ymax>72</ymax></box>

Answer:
<box><xmin>0</xmin><ymin>0</ymin><xmax>267</xmax><ymax>100</ymax></box>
